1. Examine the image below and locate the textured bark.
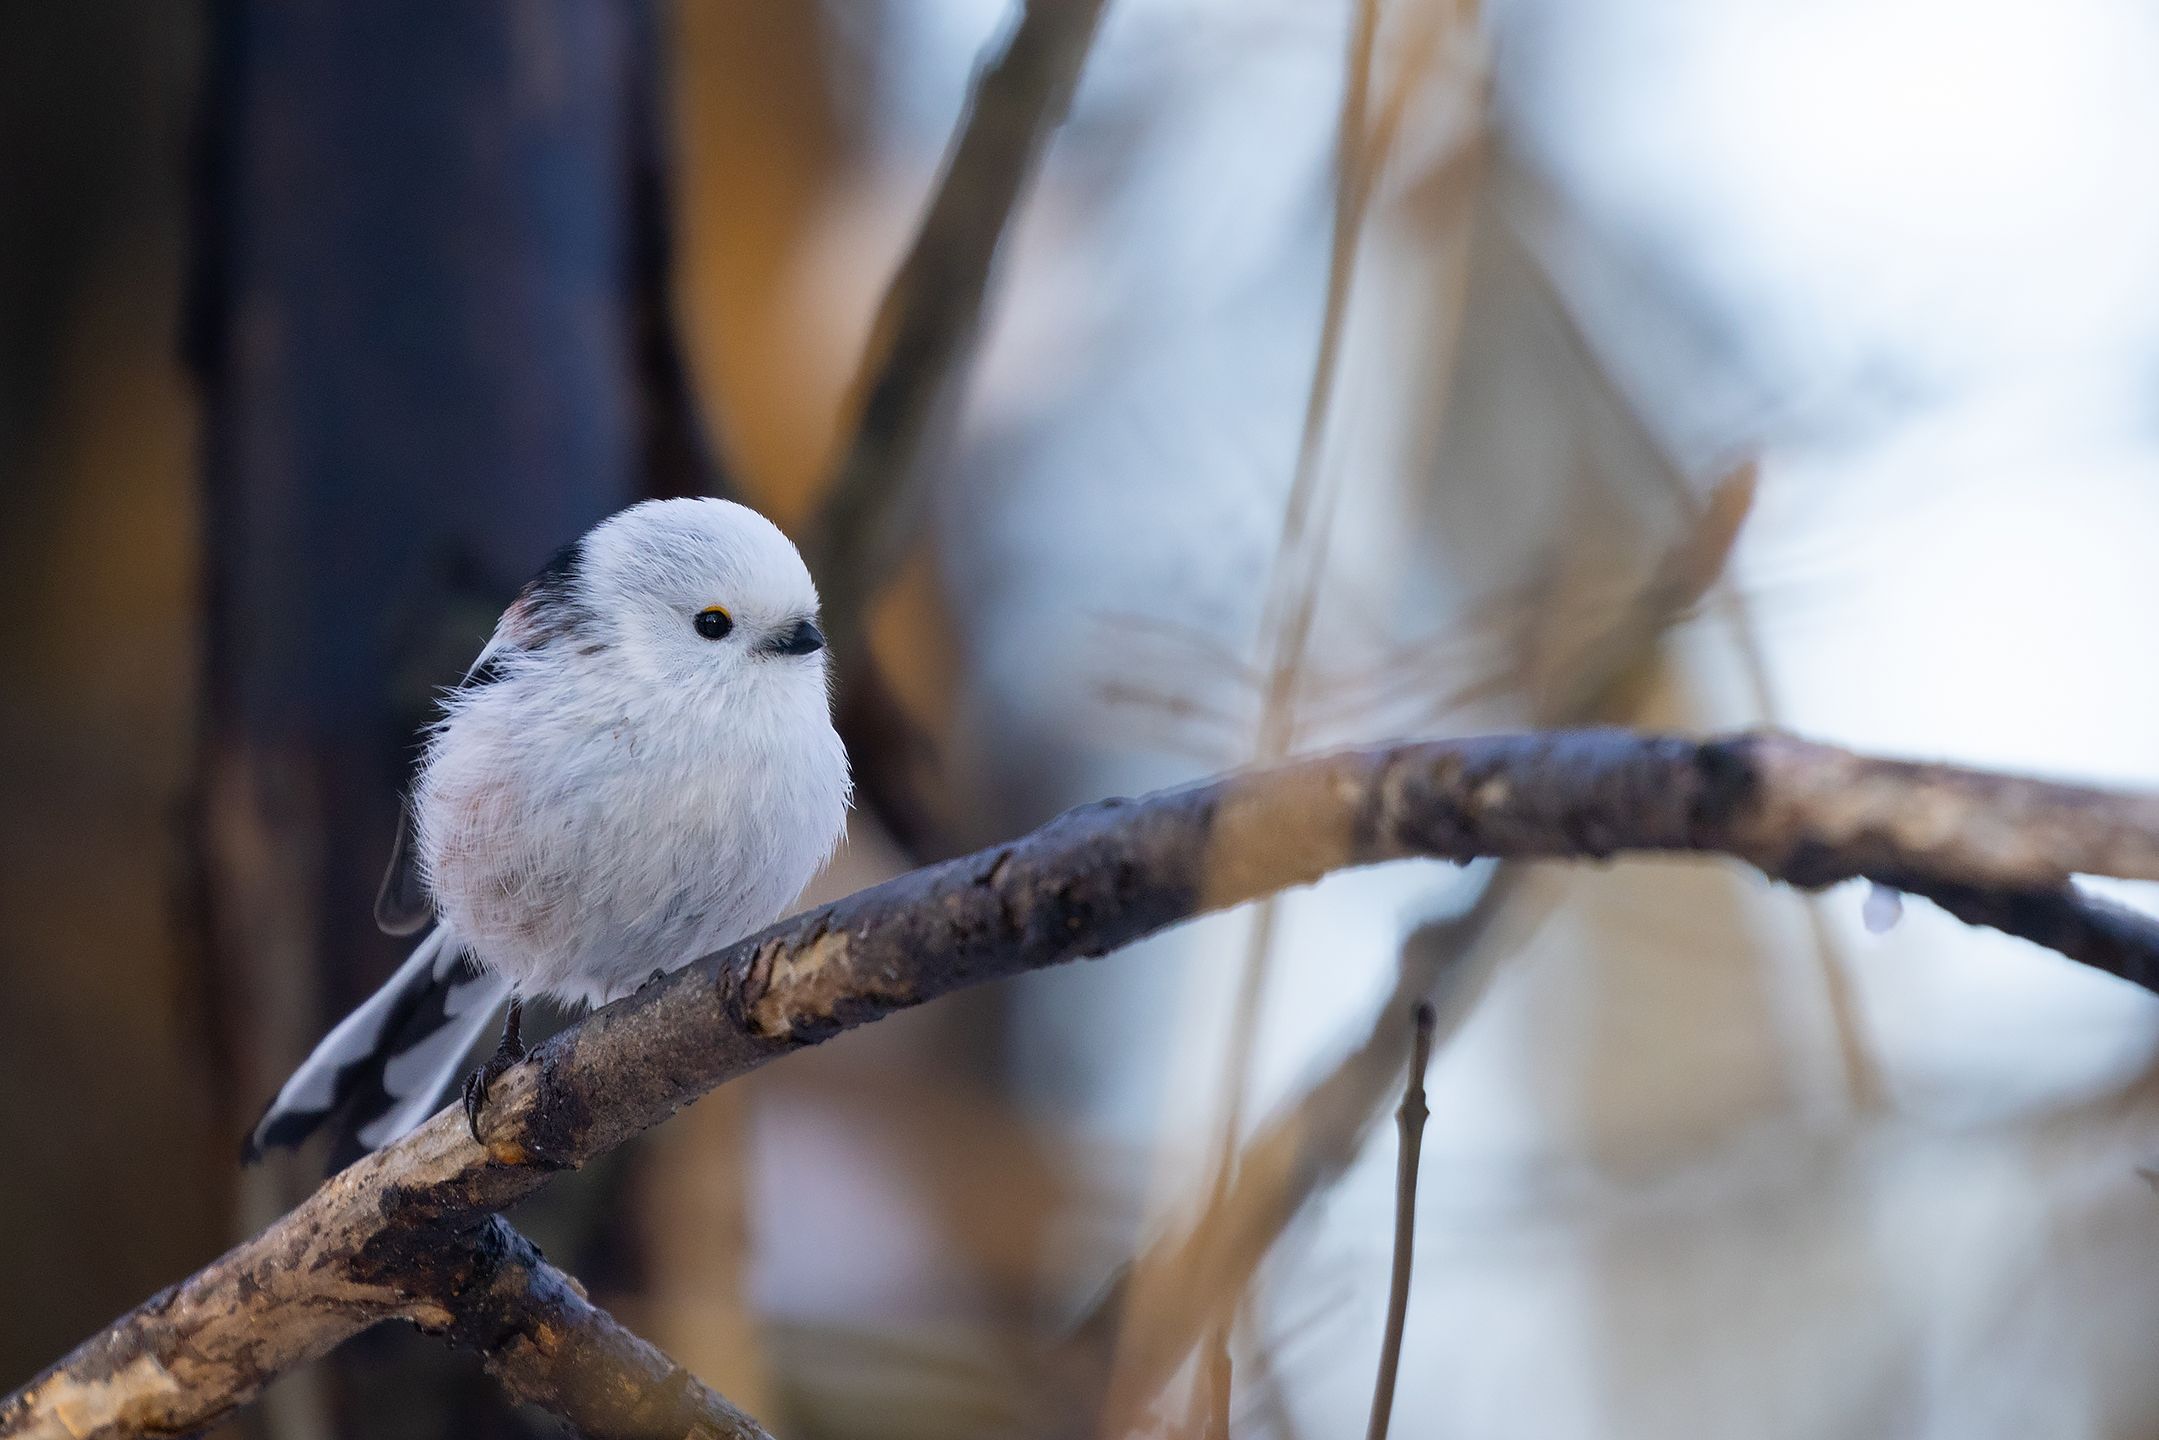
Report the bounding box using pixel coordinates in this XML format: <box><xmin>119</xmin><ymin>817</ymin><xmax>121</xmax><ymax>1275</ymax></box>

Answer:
<box><xmin>0</xmin><ymin>1210</ymin><xmax>766</xmax><ymax>1440</ymax></box>
<box><xmin>428</xmin><ymin>1219</ymin><xmax>772</xmax><ymax>1440</ymax></box>
<box><xmin>9</xmin><ymin>729</ymin><xmax>2159</xmax><ymax>1440</ymax></box>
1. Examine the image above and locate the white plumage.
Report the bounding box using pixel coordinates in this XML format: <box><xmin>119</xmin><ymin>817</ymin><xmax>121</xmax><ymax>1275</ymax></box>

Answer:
<box><xmin>248</xmin><ymin>498</ymin><xmax>851</xmax><ymax>1163</ymax></box>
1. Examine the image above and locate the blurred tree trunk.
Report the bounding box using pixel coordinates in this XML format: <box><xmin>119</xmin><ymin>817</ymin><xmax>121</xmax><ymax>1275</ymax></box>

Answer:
<box><xmin>0</xmin><ymin>3</ymin><xmax>220</xmax><ymax>1412</ymax></box>
<box><xmin>189</xmin><ymin>2</ymin><xmax>714</xmax><ymax>1434</ymax></box>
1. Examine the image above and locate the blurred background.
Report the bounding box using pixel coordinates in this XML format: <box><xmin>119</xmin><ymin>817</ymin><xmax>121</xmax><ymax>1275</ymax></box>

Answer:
<box><xmin>7</xmin><ymin>0</ymin><xmax>2159</xmax><ymax>1436</ymax></box>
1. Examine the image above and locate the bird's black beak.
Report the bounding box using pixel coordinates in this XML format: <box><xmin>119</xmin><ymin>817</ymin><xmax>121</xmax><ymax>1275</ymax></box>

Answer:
<box><xmin>762</xmin><ymin>617</ymin><xmax>825</xmax><ymax>657</ymax></box>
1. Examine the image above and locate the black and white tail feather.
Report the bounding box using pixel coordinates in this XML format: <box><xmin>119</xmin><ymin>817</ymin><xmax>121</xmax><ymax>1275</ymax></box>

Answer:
<box><xmin>245</xmin><ymin>549</ymin><xmax>559</xmax><ymax>1168</ymax></box>
<box><xmin>242</xmin><ymin>925</ymin><xmax>508</xmax><ymax>1168</ymax></box>
<box><xmin>243</xmin><ymin>594</ymin><xmax>528</xmax><ymax>1169</ymax></box>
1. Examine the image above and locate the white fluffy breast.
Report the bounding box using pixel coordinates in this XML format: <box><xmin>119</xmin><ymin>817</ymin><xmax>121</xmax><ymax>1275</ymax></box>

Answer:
<box><xmin>414</xmin><ymin>646</ymin><xmax>850</xmax><ymax>1008</ymax></box>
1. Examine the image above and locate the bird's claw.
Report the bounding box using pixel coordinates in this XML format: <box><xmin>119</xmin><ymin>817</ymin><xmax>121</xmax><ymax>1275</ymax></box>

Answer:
<box><xmin>462</xmin><ymin>1042</ymin><xmax>524</xmax><ymax>1142</ymax></box>
<box><xmin>464</xmin><ymin>1001</ymin><xmax>527</xmax><ymax>1143</ymax></box>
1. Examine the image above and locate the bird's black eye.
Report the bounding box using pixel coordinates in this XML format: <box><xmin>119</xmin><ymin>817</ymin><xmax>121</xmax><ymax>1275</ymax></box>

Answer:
<box><xmin>693</xmin><ymin>606</ymin><xmax>733</xmax><ymax>640</ymax></box>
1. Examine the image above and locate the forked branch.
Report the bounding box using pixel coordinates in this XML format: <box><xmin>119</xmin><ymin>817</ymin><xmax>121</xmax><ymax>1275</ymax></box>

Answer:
<box><xmin>8</xmin><ymin>729</ymin><xmax>2159</xmax><ymax>1439</ymax></box>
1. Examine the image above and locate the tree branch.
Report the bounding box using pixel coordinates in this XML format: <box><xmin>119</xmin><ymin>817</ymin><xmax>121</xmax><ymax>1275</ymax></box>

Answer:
<box><xmin>9</xmin><ymin>728</ymin><xmax>2159</xmax><ymax>1439</ymax></box>
<box><xmin>1082</xmin><ymin>464</ymin><xmax>1764</xmax><ymax>1419</ymax></box>
<box><xmin>1871</xmin><ymin>878</ymin><xmax>2159</xmax><ymax>993</ymax></box>
<box><xmin>429</xmin><ymin>1218</ymin><xmax>772</xmax><ymax>1440</ymax></box>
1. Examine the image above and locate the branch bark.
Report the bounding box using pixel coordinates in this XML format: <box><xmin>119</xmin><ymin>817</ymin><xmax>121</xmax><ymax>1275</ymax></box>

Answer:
<box><xmin>9</xmin><ymin>728</ymin><xmax>2159</xmax><ymax>1440</ymax></box>
<box><xmin>428</xmin><ymin>1218</ymin><xmax>772</xmax><ymax>1440</ymax></box>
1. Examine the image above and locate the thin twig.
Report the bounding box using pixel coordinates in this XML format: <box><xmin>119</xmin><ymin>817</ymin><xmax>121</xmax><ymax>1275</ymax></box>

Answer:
<box><xmin>11</xmin><ymin>730</ymin><xmax>2159</xmax><ymax>1439</ymax></box>
<box><xmin>1207</xmin><ymin>0</ymin><xmax>1493</xmax><ymax>1184</ymax></box>
<box><xmin>1364</xmin><ymin>1002</ymin><xmax>1436</xmax><ymax>1440</ymax></box>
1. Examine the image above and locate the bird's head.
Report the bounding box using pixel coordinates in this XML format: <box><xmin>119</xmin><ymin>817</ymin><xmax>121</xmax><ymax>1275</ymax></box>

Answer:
<box><xmin>570</xmin><ymin>497</ymin><xmax>831</xmax><ymax>704</ymax></box>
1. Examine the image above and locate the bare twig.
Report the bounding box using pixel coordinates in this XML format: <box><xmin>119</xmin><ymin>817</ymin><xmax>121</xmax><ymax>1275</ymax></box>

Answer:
<box><xmin>1203</xmin><ymin>0</ymin><xmax>1493</xmax><ymax>1175</ymax></box>
<box><xmin>0</xmin><ymin>1208</ymin><xmax>771</xmax><ymax>1440</ymax></box>
<box><xmin>1247</xmin><ymin>0</ymin><xmax>1381</xmax><ymax>762</ymax></box>
<box><xmin>1364</xmin><ymin>1002</ymin><xmax>1436</xmax><ymax>1440</ymax></box>
<box><xmin>10</xmin><ymin>730</ymin><xmax>2159</xmax><ymax>1439</ymax></box>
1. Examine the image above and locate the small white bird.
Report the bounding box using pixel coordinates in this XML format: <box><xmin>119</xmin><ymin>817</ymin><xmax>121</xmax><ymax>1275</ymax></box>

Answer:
<box><xmin>247</xmin><ymin>498</ymin><xmax>851</xmax><ymax>1164</ymax></box>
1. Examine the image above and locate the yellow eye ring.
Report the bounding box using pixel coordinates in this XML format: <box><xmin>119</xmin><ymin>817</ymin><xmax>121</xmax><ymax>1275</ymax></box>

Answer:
<box><xmin>693</xmin><ymin>606</ymin><xmax>733</xmax><ymax>640</ymax></box>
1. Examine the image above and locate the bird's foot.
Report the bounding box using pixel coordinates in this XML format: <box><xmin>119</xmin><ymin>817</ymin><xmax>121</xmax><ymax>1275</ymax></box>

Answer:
<box><xmin>463</xmin><ymin>998</ymin><xmax>526</xmax><ymax>1143</ymax></box>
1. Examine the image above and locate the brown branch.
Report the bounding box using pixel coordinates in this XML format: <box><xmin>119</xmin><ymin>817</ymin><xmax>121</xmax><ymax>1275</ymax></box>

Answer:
<box><xmin>1364</xmin><ymin>1003</ymin><xmax>1435</xmax><ymax>1440</ymax></box>
<box><xmin>1883</xmin><ymin>878</ymin><xmax>2159</xmax><ymax>993</ymax></box>
<box><xmin>0</xmin><ymin>1207</ymin><xmax>768</xmax><ymax>1440</ymax></box>
<box><xmin>1081</xmin><ymin>462</ymin><xmax>1744</xmax><ymax>1421</ymax></box>
<box><xmin>805</xmin><ymin>0</ymin><xmax>1112</xmax><ymax>858</ymax></box>
<box><xmin>10</xmin><ymin>729</ymin><xmax>2159</xmax><ymax>1439</ymax></box>
<box><xmin>430</xmin><ymin>1218</ymin><xmax>772</xmax><ymax>1440</ymax></box>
